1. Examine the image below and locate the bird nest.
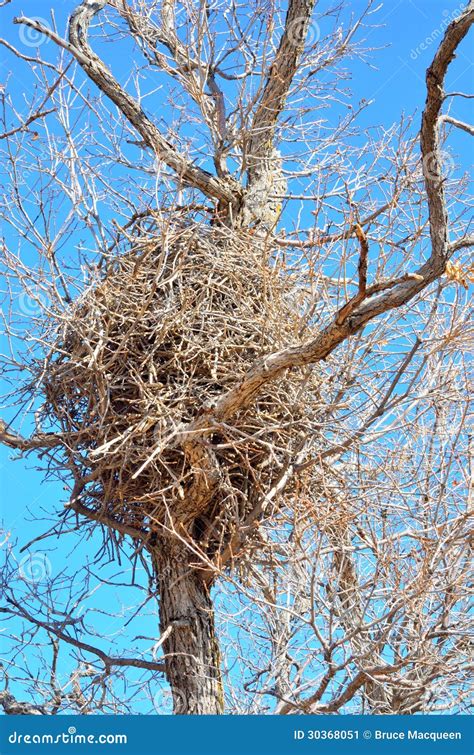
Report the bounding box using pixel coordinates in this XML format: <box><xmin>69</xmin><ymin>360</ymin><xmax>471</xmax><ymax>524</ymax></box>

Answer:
<box><xmin>40</xmin><ymin>221</ymin><xmax>320</xmax><ymax>559</ymax></box>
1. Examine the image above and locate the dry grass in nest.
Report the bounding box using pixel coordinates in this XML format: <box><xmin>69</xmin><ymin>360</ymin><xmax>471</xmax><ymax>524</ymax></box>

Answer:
<box><xmin>40</xmin><ymin>221</ymin><xmax>321</xmax><ymax>557</ymax></box>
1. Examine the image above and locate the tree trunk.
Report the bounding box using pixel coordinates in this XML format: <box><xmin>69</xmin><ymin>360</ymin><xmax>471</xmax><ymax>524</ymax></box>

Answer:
<box><xmin>152</xmin><ymin>539</ymin><xmax>224</xmax><ymax>714</ymax></box>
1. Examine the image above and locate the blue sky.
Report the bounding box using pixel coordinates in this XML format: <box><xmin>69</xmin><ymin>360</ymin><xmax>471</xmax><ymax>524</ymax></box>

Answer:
<box><xmin>0</xmin><ymin>0</ymin><xmax>472</xmax><ymax>713</ymax></box>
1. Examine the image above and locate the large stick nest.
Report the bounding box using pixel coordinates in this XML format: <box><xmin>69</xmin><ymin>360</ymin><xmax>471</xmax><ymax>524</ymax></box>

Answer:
<box><xmin>40</xmin><ymin>221</ymin><xmax>321</xmax><ymax>557</ymax></box>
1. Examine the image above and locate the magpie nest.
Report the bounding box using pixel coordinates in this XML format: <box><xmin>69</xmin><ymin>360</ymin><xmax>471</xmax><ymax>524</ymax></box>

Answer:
<box><xmin>41</xmin><ymin>221</ymin><xmax>321</xmax><ymax>562</ymax></box>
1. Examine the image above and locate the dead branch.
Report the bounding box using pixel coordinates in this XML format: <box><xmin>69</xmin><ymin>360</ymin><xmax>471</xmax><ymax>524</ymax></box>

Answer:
<box><xmin>14</xmin><ymin>7</ymin><xmax>241</xmax><ymax>205</ymax></box>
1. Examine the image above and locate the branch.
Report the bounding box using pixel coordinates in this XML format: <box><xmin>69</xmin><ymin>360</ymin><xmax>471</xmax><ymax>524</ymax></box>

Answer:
<box><xmin>205</xmin><ymin>441</ymin><xmax>310</xmax><ymax>580</ymax></box>
<box><xmin>448</xmin><ymin>234</ymin><xmax>474</xmax><ymax>253</ymax></box>
<box><xmin>111</xmin><ymin>0</ymin><xmax>229</xmax><ymax>176</ymax></box>
<box><xmin>171</xmin><ymin>7</ymin><xmax>474</xmax><ymax>482</ymax></box>
<box><xmin>275</xmin><ymin>200</ymin><xmax>395</xmax><ymax>248</ymax></box>
<box><xmin>441</xmin><ymin>113</ymin><xmax>474</xmax><ymax>136</ymax></box>
<box><xmin>246</xmin><ymin>0</ymin><xmax>317</xmax><ymax>182</ymax></box>
<box><xmin>0</xmin><ymin>61</ymin><xmax>71</xmax><ymax>140</ymax></box>
<box><xmin>178</xmin><ymin>439</ymin><xmax>222</xmax><ymax>526</ymax></box>
<box><xmin>444</xmin><ymin>91</ymin><xmax>474</xmax><ymax>100</ymax></box>
<box><xmin>0</xmin><ymin>108</ymin><xmax>55</xmax><ymax>140</ymax></box>
<box><xmin>0</xmin><ymin>37</ymin><xmax>61</xmax><ymax>72</ymax></box>
<box><xmin>335</xmin><ymin>224</ymin><xmax>368</xmax><ymax>325</ymax></box>
<box><xmin>157</xmin><ymin>0</ymin><xmax>230</xmax><ymax>176</ymax></box>
<box><xmin>14</xmin><ymin>6</ymin><xmax>240</xmax><ymax>205</ymax></box>
<box><xmin>0</xmin><ymin>690</ymin><xmax>45</xmax><ymax>715</ymax></box>
<box><xmin>2</xmin><ymin>598</ymin><xmax>166</xmax><ymax>674</ymax></box>
<box><xmin>0</xmin><ymin>419</ymin><xmax>62</xmax><ymax>451</ymax></box>
<box><xmin>65</xmin><ymin>480</ymin><xmax>149</xmax><ymax>542</ymax></box>
<box><xmin>420</xmin><ymin>1</ymin><xmax>474</xmax><ymax>269</ymax></box>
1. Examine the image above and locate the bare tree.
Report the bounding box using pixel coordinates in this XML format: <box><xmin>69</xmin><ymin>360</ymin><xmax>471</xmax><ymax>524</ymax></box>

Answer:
<box><xmin>0</xmin><ymin>0</ymin><xmax>472</xmax><ymax>715</ymax></box>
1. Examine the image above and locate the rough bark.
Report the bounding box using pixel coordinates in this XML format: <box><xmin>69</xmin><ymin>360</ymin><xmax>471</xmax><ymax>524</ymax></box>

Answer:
<box><xmin>0</xmin><ymin>691</ymin><xmax>45</xmax><ymax>715</ymax></box>
<box><xmin>152</xmin><ymin>540</ymin><xmax>223</xmax><ymax>715</ymax></box>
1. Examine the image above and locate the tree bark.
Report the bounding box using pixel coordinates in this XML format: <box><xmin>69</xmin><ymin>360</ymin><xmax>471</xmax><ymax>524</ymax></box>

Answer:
<box><xmin>152</xmin><ymin>539</ymin><xmax>223</xmax><ymax>714</ymax></box>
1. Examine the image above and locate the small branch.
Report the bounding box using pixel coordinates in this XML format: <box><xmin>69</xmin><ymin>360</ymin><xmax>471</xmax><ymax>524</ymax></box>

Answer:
<box><xmin>0</xmin><ymin>37</ymin><xmax>61</xmax><ymax>72</ymax></box>
<box><xmin>0</xmin><ymin>108</ymin><xmax>56</xmax><ymax>140</ymax></box>
<box><xmin>14</xmin><ymin>8</ymin><xmax>240</xmax><ymax>205</ymax></box>
<box><xmin>0</xmin><ymin>419</ymin><xmax>62</xmax><ymax>451</ymax></box>
<box><xmin>2</xmin><ymin>597</ymin><xmax>166</xmax><ymax>674</ymax></box>
<box><xmin>335</xmin><ymin>224</ymin><xmax>369</xmax><ymax>325</ymax></box>
<box><xmin>275</xmin><ymin>200</ymin><xmax>395</xmax><ymax>248</ymax></box>
<box><xmin>448</xmin><ymin>234</ymin><xmax>474</xmax><ymax>253</ymax></box>
<box><xmin>65</xmin><ymin>488</ymin><xmax>148</xmax><ymax>543</ymax></box>
<box><xmin>0</xmin><ymin>691</ymin><xmax>45</xmax><ymax>715</ymax></box>
<box><xmin>0</xmin><ymin>61</ymin><xmax>71</xmax><ymax>140</ymax></box>
<box><xmin>441</xmin><ymin>113</ymin><xmax>474</xmax><ymax>136</ymax></box>
<box><xmin>444</xmin><ymin>91</ymin><xmax>474</xmax><ymax>100</ymax></box>
<box><xmin>356</xmin><ymin>223</ymin><xmax>369</xmax><ymax>294</ymax></box>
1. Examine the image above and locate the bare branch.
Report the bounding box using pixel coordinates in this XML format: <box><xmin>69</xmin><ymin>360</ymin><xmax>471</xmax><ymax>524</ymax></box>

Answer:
<box><xmin>441</xmin><ymin>113</ymin><xmax>474</xmax><ymax>136</ymax></box>
<box><xmin>2</xmin><ymin>598</ymin><xmax>166</xmax><ymax>674</ymax></box>
<box><xmin>14</xmin><ymin>8</ymin><xmax>240</xmax><ymax>205</ymax></box>
<box><xmin>276</xmin><ymin>200</ymin><xmax>396</xmax><ymax>248</ymax></box>
<box><xmin>0</xmin><ymin>691</ymin><xmax>45</xmax><ymax>715</ymax></box>
<box><xmin>335</xmin><ymin>224</ymin><xmax>369</xmax><ymax>325</ymax></box>
<box><xmin>0</xmin><ymin>108</ymin><xmax>56</xmax><ymax>140</ymax></box>
<box><xmin>448</xmin><ymin>234</ymin><xmax>474</xmax><ymax>253</ymax></box>
<box><xmin>247</xmin><ymin>0</ymin><xmax>317</xmax><ymax>181</ymax></box>
<box><xmin>420</xmin><ymin>1</ymin><xmax>474</xmax><ymax>269</ymax></box>
<box><xmin>0</xmin><ymin>419</ymin><xmax>62</xmax><ymax>451</ymax></box>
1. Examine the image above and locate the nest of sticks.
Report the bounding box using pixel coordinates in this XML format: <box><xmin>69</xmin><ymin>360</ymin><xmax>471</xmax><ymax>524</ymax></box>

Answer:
<box><xmin>40</xmin><ymin>220</ymin><xmax>321</xmax><ymax>560</ymax></box>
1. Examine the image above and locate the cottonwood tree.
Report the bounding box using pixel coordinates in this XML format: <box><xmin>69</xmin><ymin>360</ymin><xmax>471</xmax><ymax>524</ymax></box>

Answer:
<box><xmin>0</xmin><ymin>0</ymin><xmax>473</xmax><ymax>715</ymax></box>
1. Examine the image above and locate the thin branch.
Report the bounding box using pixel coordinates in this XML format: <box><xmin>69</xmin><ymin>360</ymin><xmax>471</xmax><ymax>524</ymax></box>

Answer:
<box><xmin>335</xmin><ymin>223</ymin><xmax>369</xmax><ymax>325</ymax></box>
<box><xmin>2</xmin><ymin>598</ymin><xmax>166</xmax><ymax>674</ymax></box>
<box><xmin>14</xmin><ymin>8</ymin><xmax>240</xmax><ymax>205</ymax></box>
<box><xmin>0</xmin><ymin>62</ymin><xmax>72</xmax><ymax>140</ymax></box>
<box><xmin>0</xmin><ymin>419</ymin><xmax>62</xmax><ymax>451</ymax></box>
<box><xmin>441</xmin><ymin>113</ymin><xmax>474</xmax><ymax>136</ymax></box>
<box><xmin>443</xmin><ymin>91</ymin><xmax>474</xmax><ymax>99</ymax></box>
<box><xmin>448</xmin><ymin>234</ymin><xmax>474</xmax><ymax>253</ymax></box>
<box><xmin>0</xmin><ymin>108</ymin><xmax>56</xmax><ymax>140</ymax></box>
<box><xmin>65</xmin><ymin>487</ymin><xmax>148</xmax><ymax>543</ymax></box>
<box><xmin>275</xmin><ymin>200</ymin><xmax>396</xmax><ymax>248</ymax></box>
